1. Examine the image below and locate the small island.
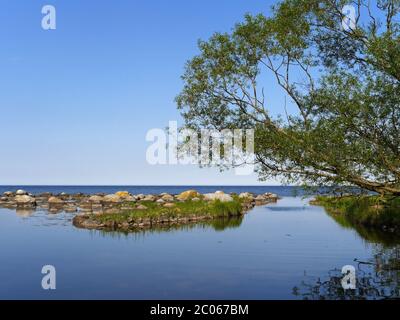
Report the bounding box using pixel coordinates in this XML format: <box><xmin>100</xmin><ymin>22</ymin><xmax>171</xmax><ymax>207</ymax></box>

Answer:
<box><xmin>0</xmin><ymin>189</ymin><xmax>279</xmax><ymax>231</ymax></box>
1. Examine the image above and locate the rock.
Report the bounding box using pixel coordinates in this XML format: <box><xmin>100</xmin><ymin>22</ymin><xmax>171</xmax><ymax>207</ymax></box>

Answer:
<box><xmin>73</xmin><ymin>215</ymin><xmax>104</xmax><ymax>230</ymax></box>
<box><xmin>3</xmin><ymin>191</ymin><xmax>13</xmax><ymax>197</ymax></box>
<box><xmin>161</xmin><ymin>194</ymin><xmax>174</xmax><ymax>202</ymax></box>
<box><xmin>89</xmin><ymin>195</ymin><xmax>104</xmax><ymax>203</ymax></box>
<box><xmin>204</xmin><ymin>191</ymin><xmax>233</xmax><ymax>202</ymax></box>
<box><xmin>92</xmin><ymin>204</ymin><xmax>104</xmax><ymax>214</ymax></box>
<box><xmin>156</xmin><ymin>199</ymin><xmax>165</xmax><ymax>204</ymax></box>
<box><xmin>103</xmin><ymin>194</ymin><xmax>122</xmax><ymax>203</ymax></box>
<box><xmin>136</xmin><ymin>194</ymin><xmax>145</xmax><ymax>200</ymax></box>
<box><xmin>136</xmin><ymin>204</ymin><xmax>148</xmax><ymax>210</ymax></box>
<box><xmin>48</xmin><ymin>196</ymin><xmax>64</xmax><ymax>204</ymax></box>
<box><xmin>0</xmin><ymin>197</ymin><xmax>8</xmax><ymax>202</ymax></box>
<box><xmin>115</xmin><ymin>191</ymin><xmax>130</xmax><ymax>198</ymax></box>
<box><xmin>191</xmin><ymin>197</ymin><xmax>201</xmax><ymax>202</ymax></box>
<box><xmin>255</xmin><ymin>195</ymin><xmax>266</xmax><ymax>203</ymax></box>
<box><xmin>122</xmin><ymin>195</ymin><xmax>135</xmax><ymax>202</ymax></box>
<box><xmin>15</xmin><ymin>195</ymin><xmax>36</xmax><ymax>206</ymax></box>
<box><xmin>16</xmin><ymin>189</ymin><xmax>28</xmax><ymax>196</ymax></box>
<box><xmin>239</xmin><ymin>192</ymin><xmax>254</xmax><ymax>200</ymax></box>
<box><xmin>176</xmin><ymin>190</ymin><xmax>200</xmax><ymax>201</ymax></box>
<box><xmin>163</xmin><ymin>203</ymin><xmax>175</xmax><ymax>208</ymax></box>
<box><xmin>254</xmin><ymin>193</ymin><xmax>279</xmax><ymax>206</ymax></box>
<box><xmin>143</xmin><ymin>195</ymin><xmax>156</xmax><ymax>202</ymax></box>
<box><xmin>264</xmin><ymin>193</ymin><xmax>278</xmax><ymax>200</ymax></box>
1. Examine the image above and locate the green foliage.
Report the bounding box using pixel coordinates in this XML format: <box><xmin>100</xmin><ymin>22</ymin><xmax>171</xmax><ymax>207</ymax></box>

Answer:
<box><xmin>176</xmin><ymin>0</ymin><xmax>400</xmax><ymax>195</ymax></box>
<box><xmin>95</xmin><ymin>198</ymin><xmax>244</xmax><ymax>224</ymax></box>
<box><xmin>313</xmin><ymin>195</ymin><xmax>400</xmax><ymax>228</ymax></box>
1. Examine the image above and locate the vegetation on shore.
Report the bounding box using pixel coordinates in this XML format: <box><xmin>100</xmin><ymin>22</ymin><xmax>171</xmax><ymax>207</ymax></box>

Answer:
<box><xmin>98</xmin><ymin>197</ymin><xmax>245</xmax><ymax>224</ymax></box>
<box><xmin>73</xmin><ymin>196</ymin><xmax>250</xmax><ymax>231</ymax></box>
<box><xmin>311</xmin><ymin>195</ymin><xmax>400</xmax><ymax>233</ymax></box>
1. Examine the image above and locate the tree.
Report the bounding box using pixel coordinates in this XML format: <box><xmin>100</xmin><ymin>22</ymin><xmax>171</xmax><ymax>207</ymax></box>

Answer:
<box><xmin>176</xmin><ymin>0</ymin><xmax>400</xmax><ymax>195</ymax></box>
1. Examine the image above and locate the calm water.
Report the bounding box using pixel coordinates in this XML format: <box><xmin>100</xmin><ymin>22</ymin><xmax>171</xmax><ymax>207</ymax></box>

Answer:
<box><xmin>0</xmin><ymin>186</ymin><xmax>399</xmax><ymax>300</ymax></box>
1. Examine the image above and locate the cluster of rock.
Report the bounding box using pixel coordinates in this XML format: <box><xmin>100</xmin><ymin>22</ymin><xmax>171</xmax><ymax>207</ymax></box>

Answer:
<box><xmin>0</xmin><ymin>189</ymin><xmax>279</xmax><ymax>215</ymax></box>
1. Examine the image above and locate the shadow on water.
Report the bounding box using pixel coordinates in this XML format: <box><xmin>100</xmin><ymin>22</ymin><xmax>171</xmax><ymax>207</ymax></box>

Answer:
<box><xmin>88</xmin><ymin>216</ymin><xmax>244</xmax><ymax>239</ymax></box>
<box><xmin>293</xmin><ymin>207</ymin><xmax>400</xmax><ymax>300</ymax></box>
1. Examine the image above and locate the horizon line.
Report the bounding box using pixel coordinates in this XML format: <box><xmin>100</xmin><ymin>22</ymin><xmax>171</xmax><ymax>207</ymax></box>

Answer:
<box><xmin>0</xmin><ymin>184</ymin><xmax>294</xmax><ymax>187</ymax></box>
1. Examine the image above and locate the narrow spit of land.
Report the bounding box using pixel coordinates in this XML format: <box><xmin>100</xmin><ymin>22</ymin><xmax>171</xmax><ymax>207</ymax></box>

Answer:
<box><xmin>0</xmin><ymin>189</ymin><xmax>279</xmax><ymax>231</ymax></box>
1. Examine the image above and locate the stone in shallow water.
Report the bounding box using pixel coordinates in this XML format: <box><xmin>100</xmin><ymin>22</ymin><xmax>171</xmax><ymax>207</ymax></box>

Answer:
<box><xmin>48</xmin><ymin>196</ymin><xmax>64</xmax><ymax>204</ymax></box>
<box><xmin>14</xmin><ymin>195</ymin><xmax>36</xmax><ymax>208</ymax></box>
<box><xmin>16</xmin><ymin>189</ymin><xmax>28</xmax><ymax>196</ymax></box>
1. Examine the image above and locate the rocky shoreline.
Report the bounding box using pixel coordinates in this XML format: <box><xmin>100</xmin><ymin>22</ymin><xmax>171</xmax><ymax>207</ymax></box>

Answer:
<box><xmin>0</xmin><ymin>189</ymin><xmax>279</xmax><ymax>231</ymax></box>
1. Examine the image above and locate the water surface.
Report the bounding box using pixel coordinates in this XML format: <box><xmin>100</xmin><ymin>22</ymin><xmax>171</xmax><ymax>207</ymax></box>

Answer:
<box><xmin>0</xmin><ymin>187</ymin><xmax>399</xmax><ymax>299</ymax></box>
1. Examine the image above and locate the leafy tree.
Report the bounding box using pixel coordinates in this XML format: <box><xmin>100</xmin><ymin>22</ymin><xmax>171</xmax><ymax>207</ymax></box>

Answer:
<box><xmin>176</xmin><ymin>0</ymin><xmax>400</xmax><ymax>195</ymax></box>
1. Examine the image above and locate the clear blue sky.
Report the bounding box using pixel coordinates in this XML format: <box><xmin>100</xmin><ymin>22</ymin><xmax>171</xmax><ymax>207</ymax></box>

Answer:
<box><xmin>0</xmin><ymin>0</ymin><xmax>285</xmax><ymax>185</ymax></box>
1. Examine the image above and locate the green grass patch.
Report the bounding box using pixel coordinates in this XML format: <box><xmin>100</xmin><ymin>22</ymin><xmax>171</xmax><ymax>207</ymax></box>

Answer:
<box><xmin>95</xmin><ymin>197</ymin><xmax>244</xmax><ymax>224</ymax></box>
<box><xmin>312</xmin><ymin>195</ymin><xmax>400</xmax><ymax>229</ymax></box>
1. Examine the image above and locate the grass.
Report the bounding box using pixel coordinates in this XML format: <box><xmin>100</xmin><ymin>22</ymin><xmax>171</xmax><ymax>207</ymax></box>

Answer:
<box><xmin>94</xmin><ymin>197</ymin><xmax>244</xmax><ymax>224</ymax></box>
<box><xmin>311</xmin><ymin>195</ymin><xmax>400</xmax><ymax>229</ymax></box>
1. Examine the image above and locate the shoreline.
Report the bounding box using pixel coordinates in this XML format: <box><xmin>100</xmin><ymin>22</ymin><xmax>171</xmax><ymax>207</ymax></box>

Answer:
<box><xmin>311</xmin><ymin>195</ymin><xmax>400</xmax><ymax>234</ymax></box>
<box><xmin>0</xmin><ymin>189</ymin><xmax>279</xmax><ymax>231</ymax></box>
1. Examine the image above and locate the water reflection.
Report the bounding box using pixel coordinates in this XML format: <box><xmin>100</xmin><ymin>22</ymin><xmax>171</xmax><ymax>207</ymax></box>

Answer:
<box><xmin>88</xmin><ymin>216</ymin><xmax>244</xmax><ymax>238</ymax></box>
<box><xmin>293</xmin><ymin>245</ymin><xmax>400</xmax><ymax>300</ymax></box>
<box><xmin>293</xmin><ymin>208</ymin><xmax>400</xmax><ymax>300</ymax></box>
<box><xmin>326</xmin><ymin>209</ymin><xmax>400</xmax><ymax>246</ymax></box>
<box><xmin>16</xmin><ymin>208</ymin><xmax>35</xmax><ymax>217</ymax></box>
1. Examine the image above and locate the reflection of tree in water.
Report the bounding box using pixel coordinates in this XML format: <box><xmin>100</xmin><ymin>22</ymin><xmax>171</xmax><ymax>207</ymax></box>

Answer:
<box><xmin>90</xmin><ymin>216</ymin><xmax>244</xmax><ymax>239</ymax></box>
<box><xmin>294</xmin><ymin>209</ymin><xmax>400</xmax><ymax>299</ymax></box>
<box><xmin>293</xmin><ymin>246</ymin><xmax>400</xmax><ymax>300</ymax></box>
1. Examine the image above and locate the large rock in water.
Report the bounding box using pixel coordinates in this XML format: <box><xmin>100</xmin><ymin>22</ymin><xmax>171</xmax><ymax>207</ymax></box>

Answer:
<box><xmin>176</xmin><ymin>190</ymin><xmax>200</xmax><ymax>201</ymax></box>
<box><xmin>48</xmin><ymin>197</ymin><xmax>64</xmax><ymax>206</ymax></box>
<box><xmin>15</xmin><ymin>195</ymin><xmax>36</xmax><ymax>207</ymax></box>
<box><xmin>203</xmin><ymin>191</ymin><xmax>233</xmax><ymax>202</ymax></box>
<box><xmin>16</xmin><ymin>190</ymin><xmax>28</xmax><ymax>196</ymax></box>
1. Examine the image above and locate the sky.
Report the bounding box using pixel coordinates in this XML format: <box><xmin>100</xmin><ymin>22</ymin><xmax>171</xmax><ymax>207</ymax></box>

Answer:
<box><xmin>0</xmin><ymin>0</ymin><xmax>287</xmax><ymax>185</ymax></box>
